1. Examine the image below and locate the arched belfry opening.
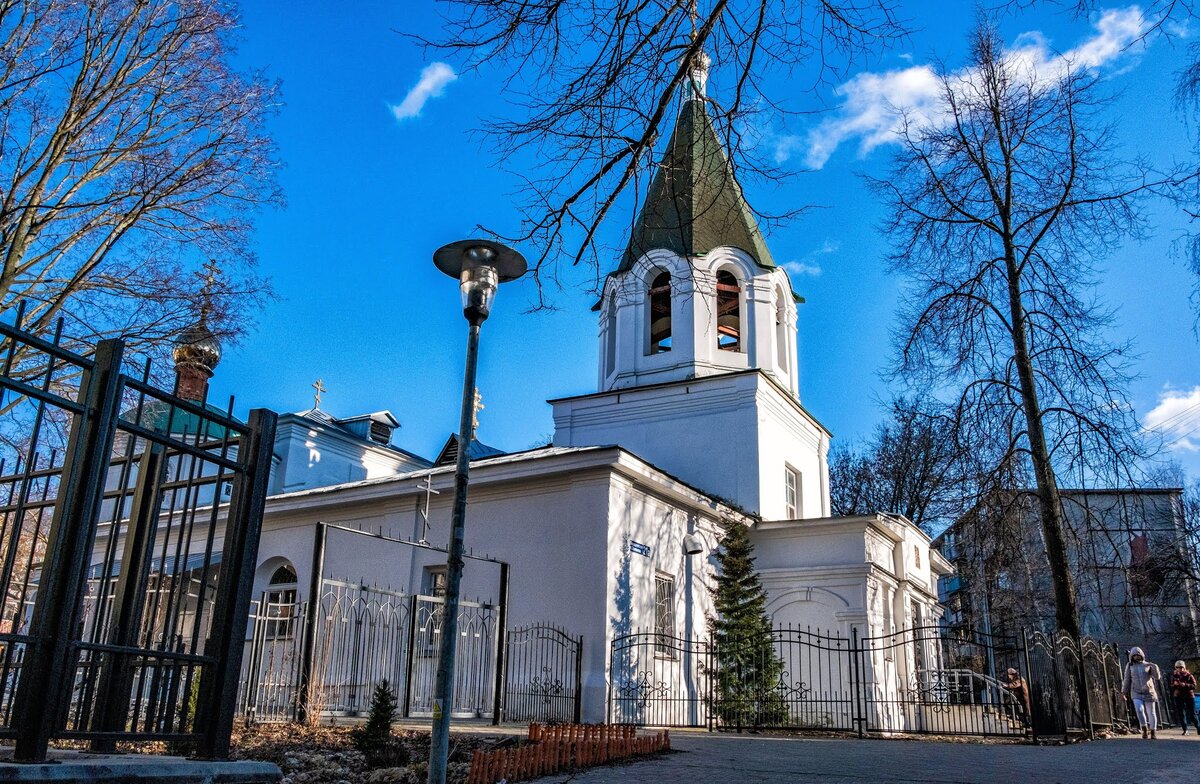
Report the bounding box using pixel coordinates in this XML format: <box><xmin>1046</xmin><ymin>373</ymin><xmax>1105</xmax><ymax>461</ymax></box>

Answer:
<box><xmin>648</xmin><ymin>271</ymin><xmax>672</xmax><ymax>354</ymax></box>
<box><xmin>716</xmin><ymin>270</ymin><xmax>741</xmax><ymax>352</ymax></box>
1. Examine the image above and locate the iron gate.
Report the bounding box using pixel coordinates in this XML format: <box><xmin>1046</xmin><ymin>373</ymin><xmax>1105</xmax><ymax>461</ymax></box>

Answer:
<box><xmin>502</xmin><ymin>622</ymin><xmax>582</xmax><ymax>723</ymax></box>
<box><xmin>0</xmin><ymin>310</ymin><xmax>275</xmax><ymax>760</ymax></box>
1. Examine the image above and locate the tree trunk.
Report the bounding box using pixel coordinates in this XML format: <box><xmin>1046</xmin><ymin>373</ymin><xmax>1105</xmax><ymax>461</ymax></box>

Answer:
<box><xmin>1003</xmin><ymin>247</ymin><xmax>1081</xmax><ymax>638</ymax></box>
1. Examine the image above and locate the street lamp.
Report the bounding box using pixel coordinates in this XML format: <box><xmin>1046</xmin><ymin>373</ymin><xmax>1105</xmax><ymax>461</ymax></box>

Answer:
<box><xmin>427</xmin><ymin>239</ymin><xmax>526</xmax><ymax>784</ymax></box>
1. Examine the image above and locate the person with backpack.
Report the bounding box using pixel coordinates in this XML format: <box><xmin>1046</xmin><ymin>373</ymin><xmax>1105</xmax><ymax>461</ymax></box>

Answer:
<box><xmin>1170</xmin><ymin>660</ymin><xmax>1197</xmax><ymax>736</ymax></box>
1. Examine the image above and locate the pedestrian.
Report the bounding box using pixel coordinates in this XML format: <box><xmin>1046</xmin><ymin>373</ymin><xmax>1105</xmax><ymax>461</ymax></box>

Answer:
<box><xmin>1003</xmin><ymin>668</ymin><xmax>1031</xmax><ymax>725</ymax></box>
<box><xmin>1169</xmin><ymin>660</ymin><xmax>1197</xmax><ymax>736</ymax></box>
<box><xmin>1122</xmin><ymin>646</ymin><xmax>1162</xmax><ymax>739</ymax></box>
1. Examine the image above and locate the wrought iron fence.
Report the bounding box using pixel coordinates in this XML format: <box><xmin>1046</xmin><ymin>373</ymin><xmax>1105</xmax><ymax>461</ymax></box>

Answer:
<box><xmin>239</xmin><ymin>578</ymin><xmax>579</xmax><ymax>725</ymax></box>
<box><xmin>1025</xmin><ymin>630</ymin><xmax>1133</xmax><ymax>738</ymax></box>
<box><xmin>609</xmin><ymin>625</ymin><xmax>1035</xmax><ymax>738</ymax></box>
<box><xmin>501</xmin><ymin>623</ymin><xmax>582</xmax><ymax>724</ymax></box>
<box><xmin>0</xmin><ymin>310</ymin><xmax>276</xmax><ymax>760</ymax></box>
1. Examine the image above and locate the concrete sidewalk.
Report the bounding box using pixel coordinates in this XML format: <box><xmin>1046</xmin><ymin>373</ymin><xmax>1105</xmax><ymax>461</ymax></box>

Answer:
<box><xmin>542</xmin><ymin>730</ymin><xmax>1200</xmax><ymax>783</ymax></box>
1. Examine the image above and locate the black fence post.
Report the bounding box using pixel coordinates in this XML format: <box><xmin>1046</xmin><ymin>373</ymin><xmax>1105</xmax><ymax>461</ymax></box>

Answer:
<box><xmin>403</xmin><ymin>594</ymin><xmax>418</xmax><ymax>719</ymax></box>
<box><xmin>491</xmin><ymin>561</ymin><xmax>509</xmax><ymax>725</ymax></box>
<box><xmin>574</xmin><ymin>634</ymin><xmax>584</xmax><ymax>725</ymax></box>
<box><xmin>12</xmin><ymin>339</ymin><xmax>125</xmax><ymax>762</ymax></box>
<box><xmin>851</xmin><ymin>627</ymin><xmax>864</xmax><ymax>739</ymax></box>
<box><xmin>296</xmin><ymin>522</ymin><xmax>327</xmax><ymax>725</ymax></box>
<box><xmin>195</xmin><ymin>408</ymin><xmax>277</xmax><ymax>759</ymax></box>
<box><xmin>90</xmin><ymin>443</ymin><xmax>168</xmax><ymax>750</ymax></box>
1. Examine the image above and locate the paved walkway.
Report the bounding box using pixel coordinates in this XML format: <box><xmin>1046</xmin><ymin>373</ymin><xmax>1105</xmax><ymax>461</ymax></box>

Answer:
<box><xmin>541</xmin><ymin>730</ymin><xmax>1200</xmax><ymax>783</ymax></box>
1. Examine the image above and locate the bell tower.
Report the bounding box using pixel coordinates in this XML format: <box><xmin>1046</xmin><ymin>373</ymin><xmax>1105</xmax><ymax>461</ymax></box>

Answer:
<box><xmin>554</xmin><ymin>50</ymin><xmax>831</xmax><ymax>521</ymax></box>
<box><xmin>595</xmin><ymin>52</ymin><xmax>800</xmax><ymax>398</ymax></box>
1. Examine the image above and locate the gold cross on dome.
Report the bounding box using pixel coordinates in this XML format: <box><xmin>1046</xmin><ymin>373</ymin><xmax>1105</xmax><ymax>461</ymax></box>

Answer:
<box><xmin>471</xmin><ymin>388</ymin><xmax>484</xmax><ymax>433</ymax></box>
<box><xmin>312</xmin><ymin>378</ymin><xmax>327</xmax><ymax>409</ymax></box>
<box><xmin>200</xmin><ymin>259</ymin><xmax>220</xmax><ymax>289</ymax></box>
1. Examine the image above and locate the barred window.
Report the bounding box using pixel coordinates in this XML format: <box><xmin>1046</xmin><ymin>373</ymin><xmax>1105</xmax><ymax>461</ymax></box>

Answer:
<box><xmin>655</xmin><ymin>573</ymin><xmax>676</xmax><ymax>655</ymax></box>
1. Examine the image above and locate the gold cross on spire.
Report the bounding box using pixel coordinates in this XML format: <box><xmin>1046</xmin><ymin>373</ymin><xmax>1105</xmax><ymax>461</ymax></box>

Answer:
<box><xmin>471</xmin><ymin>388</ymin><xmax>484</xmax><ymax>434</ymax></box>
<box><xmin>200</xmin><ymin>259</ymin><xmax>220</xmax><ymax>290</ymax></box>
<box><xmin>312</xmin><ymin>378</ymin><xmax>327</xmax><ymax>410</ymax></box>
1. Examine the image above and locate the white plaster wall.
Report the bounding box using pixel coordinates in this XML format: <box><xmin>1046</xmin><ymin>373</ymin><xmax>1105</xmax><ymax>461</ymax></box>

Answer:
<box><xmin>753</xmin><ymin>377</ymin><xmax>830</xmax><ymax>521</ymax></box>
<box><xmin>553</xmin><ymin>373</ymin><xmax>762</xmax><ymax>512</ymax></box>
<box><xmin>270</xmin><ymin>419</ymin><xmax>426</xmax><ymax>495</ymax></box>
<box><xmin>600</xmin><ymin>476</ymin><xmax>723</xmax><ymax>723</ymax></box>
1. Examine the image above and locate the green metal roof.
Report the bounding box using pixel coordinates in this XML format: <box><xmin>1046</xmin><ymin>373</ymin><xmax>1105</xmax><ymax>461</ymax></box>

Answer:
<box><xmin>620</xmin><ymin>98</ymin><xmax>776</xmax><ymax>273</ymax></box>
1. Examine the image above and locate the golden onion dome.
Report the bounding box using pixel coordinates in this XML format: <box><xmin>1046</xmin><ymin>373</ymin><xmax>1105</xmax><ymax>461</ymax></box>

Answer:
<box><xmin>172</xmin><ymin>318</ymin><xmax>222</xmax><ymax>375</ymax></box>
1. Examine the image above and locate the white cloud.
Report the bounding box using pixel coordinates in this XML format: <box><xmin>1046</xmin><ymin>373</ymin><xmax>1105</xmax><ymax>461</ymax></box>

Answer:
<box><xmin>783</xmin><ymin>239</ymin><xmax>840</xmax><ymax>278</ymax></box>
<box><xmin>1144</xmin><ymin>385</ymin><xmax>1200</xmax><ymax>453</ymax></box>
<box><xmin>390</xmin><ymin>62</ymin><xmax>458</xmax><ymax>122</ymax></box>
<box><xmin>799</xmin><ymin>7</ymin><xmax>1149</xmax><ymax>169</ymax></box>
<box><xmin>784</xmin><ymin>260</ymin><xmax>823</xmax><ymax>277</ymax></box>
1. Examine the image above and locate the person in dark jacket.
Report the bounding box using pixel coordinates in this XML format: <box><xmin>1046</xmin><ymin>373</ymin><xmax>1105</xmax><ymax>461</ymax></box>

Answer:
<box><xmin>1170</xmin><ymin>660</ymin><xmax>1197</xmax><ymax>735</ymax></box>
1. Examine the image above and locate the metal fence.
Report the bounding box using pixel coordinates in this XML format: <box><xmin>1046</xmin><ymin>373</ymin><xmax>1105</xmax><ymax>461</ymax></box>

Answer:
<box><xmin>0</xmin><ymin>311</ymin><xmax>276</xmax><ymax>760</ymax></box>
<box><xmin>1025</xmin><ymin>629</ymin><xmax>1134</xmax><ymax>738</ymax></box>
<box><xmin>501</xmin><ymin>623</ymin><xmax>583</xmax><ymax>724</ymax></box>
<box><xmin>609</xmin><ymin>625</ymin><xmax>1032</xmax><ymax>738</ymax></box>
<box><xmin>238</xmin><ymin>580</ymin><xmax>581</xmax><ymax>725</ymax></box>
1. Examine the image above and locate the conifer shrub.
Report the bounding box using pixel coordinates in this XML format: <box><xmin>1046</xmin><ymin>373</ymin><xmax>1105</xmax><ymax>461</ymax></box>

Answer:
<box><xmin>352</xmin><ymin>679</ymin><xmax>408</xmax><ymax>767</ymax></box>
<box><xmin>707</xmin><ymin>521</ymin><xmax>788</xmax><ymax>728</ymax></box>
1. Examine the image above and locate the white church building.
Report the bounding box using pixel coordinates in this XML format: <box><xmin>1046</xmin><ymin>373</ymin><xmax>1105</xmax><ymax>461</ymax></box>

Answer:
<box><xmin>154</xmin><ymin>55</ymin><xmax>953</xmax><ymax>728</ymax></box>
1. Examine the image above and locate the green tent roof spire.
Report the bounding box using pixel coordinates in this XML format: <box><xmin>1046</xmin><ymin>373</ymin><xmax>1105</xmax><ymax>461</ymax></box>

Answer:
<box><xmin>618</xmin><ymin>91</ymin><xmax>776</xmax><ymax>273</ymax></box>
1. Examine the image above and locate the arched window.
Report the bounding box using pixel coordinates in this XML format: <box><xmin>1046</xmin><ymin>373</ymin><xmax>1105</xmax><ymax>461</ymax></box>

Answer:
<box><xmin>716</xmin><ymin>270</ymin><xmax>741</xmax><ymax>351</ymax></box>
<box><xmin>775</xmin><ymin>287</ymin><xmax>789</xmax><ymax>371</ymax></box>
<box><xmin>648</xmin><ymin>271</ymin><xmax>672</xmax><ymax>354</ymax></box>
<box><xmin>605</xmin><ymin>294</ymin><xmax>618</xmax><ymax>373</ymax></box>
<box><xmin>264</xmin><ymin>563</ymin><xmax>297</xmax><ymax>639</ymax></box>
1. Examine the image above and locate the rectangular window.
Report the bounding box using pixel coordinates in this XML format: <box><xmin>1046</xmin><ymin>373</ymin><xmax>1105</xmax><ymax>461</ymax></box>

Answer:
<box><xmin>785</xmin><ymin>465</ymin><xmax>802</xmax><ymax>518</ymax></box>
<box><xmin>654</xmin><ymin>573</ymin><xmax>676</xmax><ymax>655</ymax></box>
<box><xmin>423</xmin><ymin>565</ymin><xmax>447</xmax><ymax>598</ymax></box>
<box><xmin>420</xmin><ymin>566</ymin><xmax>448</xmax><ymax>654</ymax></box>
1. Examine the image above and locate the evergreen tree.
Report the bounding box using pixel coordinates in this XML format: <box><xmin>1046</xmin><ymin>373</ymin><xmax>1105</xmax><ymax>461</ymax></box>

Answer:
<box><xmin>708</xmin><ymin>521</ymin><xmax>787</xmax><ymax>728</ymax></box>
<box><xmin>352</xmin><ymin>679</ymin><xmax>400</xmax><ymax>765</ymax></box>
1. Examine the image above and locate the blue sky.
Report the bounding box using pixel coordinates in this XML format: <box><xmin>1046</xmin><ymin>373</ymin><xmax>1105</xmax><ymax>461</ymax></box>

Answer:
<box><xmin>214</xmin><ymin>2</ymin><xmax>1200</xmax><ymax>481</ymax></box>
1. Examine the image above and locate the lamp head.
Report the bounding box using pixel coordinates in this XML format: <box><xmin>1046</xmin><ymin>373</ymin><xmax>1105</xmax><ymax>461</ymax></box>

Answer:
<box><xmin>433</xmin><ymin>239</ymin><xmax>527</xmax><ymax>324</ymax></box>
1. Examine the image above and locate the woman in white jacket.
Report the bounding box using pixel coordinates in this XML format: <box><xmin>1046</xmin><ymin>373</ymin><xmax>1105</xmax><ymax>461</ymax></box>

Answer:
<box><xmin>1122</xmin><ymin>646</ymin><xmax>1163</xmax><ymax>739</ymax></box>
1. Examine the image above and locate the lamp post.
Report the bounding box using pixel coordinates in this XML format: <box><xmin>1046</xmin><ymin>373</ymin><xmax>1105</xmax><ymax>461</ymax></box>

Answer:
<box><xmin>427</xmin><ymin>239</ymin><xmax>526</xmax><ymax>784</ymax></box>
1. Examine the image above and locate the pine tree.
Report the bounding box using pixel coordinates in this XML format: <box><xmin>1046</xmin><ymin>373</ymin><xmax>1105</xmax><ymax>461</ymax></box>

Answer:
<box><xmin>708</xmin><ymin>521</ymin><xmax>787</xmax><ymax>728</ymax></box>
<box><xmin>352</xmin><ymin>679</ymin><xmax>400</xmax><ymax>765</ymax></box>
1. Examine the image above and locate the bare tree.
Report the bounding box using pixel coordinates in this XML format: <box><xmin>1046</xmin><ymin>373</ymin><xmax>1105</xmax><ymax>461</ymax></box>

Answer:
<box><xmin>871</xmin><ymin>20</ymin><xmax>1193</xmax><ymax>637</ymax></box>
<box><xmin>0</xmin><ymin>0</ymin><xmax>280</xmax><ymax>356</ymax></box>
<box><xmin>430</xmin><ymin>0</ymin><xmax>907</xmax><ymax>300</ymax></box>
<box><xmin>829</xmin><ymin>394</ymin><xmax>968</xmax><ymax>533</ymax></box>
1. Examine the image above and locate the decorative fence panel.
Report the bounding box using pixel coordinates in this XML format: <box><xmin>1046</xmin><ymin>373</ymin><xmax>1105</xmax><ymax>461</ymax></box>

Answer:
<box><xmin>239</xmin><ymin>582</ymin><xmax>556</xmax><ymax>724</ymax></box>
<box><xmin>608</xmin><ymin>631</ymin><xmax>711</xmax><ymax>728</ymax></box>
<box><xmin>606</xmin><ymin>624</ymin><xmax>1109</xmax><ymax>739</ymax></box>
<box><xmin>502</xmin><ymin>623</ymin><xmax>582</xmax><ymax>724</ymax></box>
<box><xmin>858</xmin><ymin>627</ymin><xmax>1027</xmax><ymax>737</ymax></box>
<box><xmin>0</xmin><ymin>310</ymin><xmax>276</xmax><ymax>761</ymax></box>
